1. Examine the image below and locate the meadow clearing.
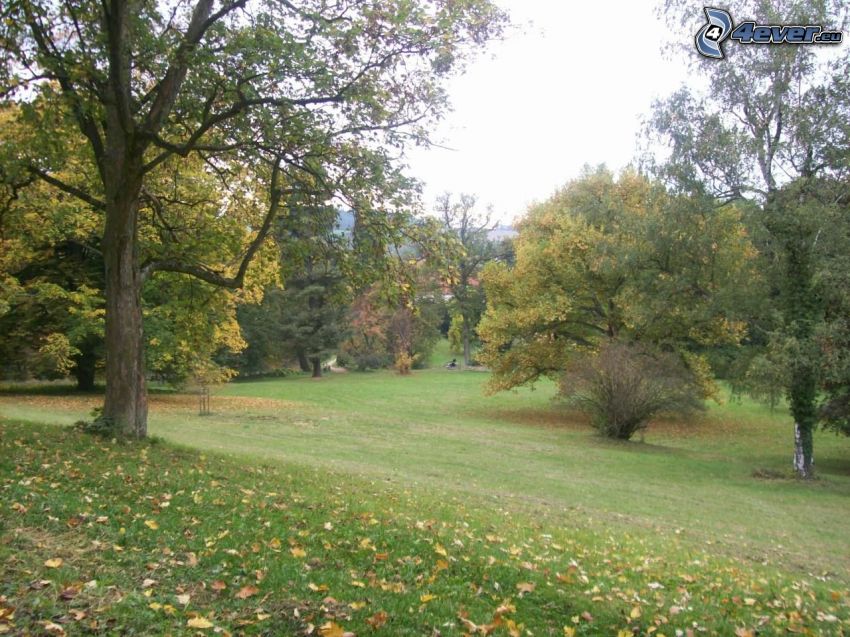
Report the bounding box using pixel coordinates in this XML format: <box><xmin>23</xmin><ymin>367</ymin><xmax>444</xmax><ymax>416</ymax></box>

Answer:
<box><xmin>2</xmin><ymin>343</ymin><xmax>849</xmax><ymax>635</ymax></box>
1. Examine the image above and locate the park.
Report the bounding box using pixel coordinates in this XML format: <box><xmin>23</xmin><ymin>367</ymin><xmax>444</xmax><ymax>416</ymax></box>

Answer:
<box><xmin>1</xmin><ymin>0</ymin><xmax>849</xmax><ymax>635</ymax></box>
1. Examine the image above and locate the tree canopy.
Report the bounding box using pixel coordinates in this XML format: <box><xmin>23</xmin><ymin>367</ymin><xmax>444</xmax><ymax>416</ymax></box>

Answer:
<box><xmin>0</xmin><ymin>0</ymin><xmax>506</xmax><ymax>436</ymax></box>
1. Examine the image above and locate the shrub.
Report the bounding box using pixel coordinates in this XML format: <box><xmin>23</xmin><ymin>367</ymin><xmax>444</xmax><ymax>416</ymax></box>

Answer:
<box><xmin>394</xmin><ymin>351</ymin><xmax>414</xmax><ymax>375</ymax></box>
<box><xmin>559</xmin><ymin>341</ymin><xmax>704</xmax><ymax>440</ymax></box>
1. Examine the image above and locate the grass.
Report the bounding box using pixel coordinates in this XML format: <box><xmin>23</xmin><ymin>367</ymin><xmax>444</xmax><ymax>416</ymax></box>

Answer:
<box><xmin>1</xmin><ymin>342</ymin><xmax>850</xmax><ymax>634</ymax></box>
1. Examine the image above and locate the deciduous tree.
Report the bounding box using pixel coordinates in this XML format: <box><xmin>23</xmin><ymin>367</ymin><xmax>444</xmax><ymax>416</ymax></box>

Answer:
<box><xmin>0</xmin><ymin>0</ymin><xmax>505</xmax><ymax>436</ymax></box>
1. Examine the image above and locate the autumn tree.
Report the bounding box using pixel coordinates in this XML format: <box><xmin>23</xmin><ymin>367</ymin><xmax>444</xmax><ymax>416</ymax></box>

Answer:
<box><xmin>436</xmin><ymin>193</ymin><xmax>504</xmax><ymax>366</ymax></box>
<box><xmin>0</xmin><ymin>0</ymin><xmax>505</xmax><ymax>436</ymax></box>
<box><xmin>478</xmin><ymin>167</ymin><xmax>756</xmax><ymax>400</ymax></box>
<box><xmin>648</xmin><ymin>0</ymin><xmax>850</xmax><ymax>476</ymax></box>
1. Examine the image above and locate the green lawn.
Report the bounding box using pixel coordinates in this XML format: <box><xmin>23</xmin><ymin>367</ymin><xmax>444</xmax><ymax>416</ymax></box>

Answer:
<box><xmin>2</xmin><ymin>347</ymin><xmax>850</xmax><ymax>634</ymax></box>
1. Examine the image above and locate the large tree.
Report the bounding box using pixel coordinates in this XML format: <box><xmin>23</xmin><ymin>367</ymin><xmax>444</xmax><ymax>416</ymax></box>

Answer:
<box><xmin>648</xmin><ymin>0</ymin><xmax>850</xmax><ymax>477</ymax></box>
<box><xmin>477</xmin><ymin>167</ymin><xmax>755</xmax><ymax>394</ymax></box>
<box><xmin>0</xmin><ymin>0</ymin><xmax>505</xmax><ymax>436</ymax></box>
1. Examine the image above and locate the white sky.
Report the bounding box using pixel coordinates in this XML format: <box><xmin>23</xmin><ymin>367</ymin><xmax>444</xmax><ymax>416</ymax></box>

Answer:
<box><xmin>404</xmin><ymin>0</ymin><xmax>691</xmax><ymax>225</ymax></box>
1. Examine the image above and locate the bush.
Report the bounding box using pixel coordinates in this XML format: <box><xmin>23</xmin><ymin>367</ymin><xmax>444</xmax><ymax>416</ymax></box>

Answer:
<box><xmin>559</xmin><ymin>341</ymin><xmax>705</xmax><ymax>440</ymax></box>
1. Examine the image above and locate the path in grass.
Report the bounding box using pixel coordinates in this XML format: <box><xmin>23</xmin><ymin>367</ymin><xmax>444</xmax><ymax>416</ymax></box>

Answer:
<box><xmin>2</xmin><ymin>349</ymin><xmax>849</xmax><ymax>582</ymax></box>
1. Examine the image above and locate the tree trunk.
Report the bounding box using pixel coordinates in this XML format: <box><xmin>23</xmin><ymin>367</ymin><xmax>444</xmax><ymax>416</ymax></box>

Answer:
<box><xmin>311</xmin><ymin>356</ymin><xmax>322</xmax><ymax>378</ymax></box>
<box><xmin>73</xmin><ymin>339</ymin><xmax>98</xmax><ymax>391</ymax></box>
<box><xmin>793</xmin><ymin>421</ymin><xmax>814</xmax><ymax>478</ymax></box>
<box><xmin>782</xmin><ymin>224</ymin><xmax>818</xmax><ymax>479</ymax></box>
<box><xmin>298</xmin><ymin>350</ymin><xmax>311</xmax><ymax>373</ymax></box>
<box><xmin>462</xmin><ymin>314</ymin><xmax>471</xmax><ymax>367</ymax></box>
<box><xmin>102</xmin><ymin>183</ymin><xmax>147</xmax><ymax>438</ymax></box>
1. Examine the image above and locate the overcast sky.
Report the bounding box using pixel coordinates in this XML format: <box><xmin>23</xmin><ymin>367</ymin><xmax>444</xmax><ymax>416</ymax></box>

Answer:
<box><xmin>404</xmin><ymin>0</ymin><xmax>691</xmax><ymax>224</ymax></box>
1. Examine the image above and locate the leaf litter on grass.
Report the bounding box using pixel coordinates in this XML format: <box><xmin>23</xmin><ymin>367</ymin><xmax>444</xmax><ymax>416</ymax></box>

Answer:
<box><xmin>1</xmin><ymin>419</ymin><xmax>849</xmax><ymax>636</ymax></box>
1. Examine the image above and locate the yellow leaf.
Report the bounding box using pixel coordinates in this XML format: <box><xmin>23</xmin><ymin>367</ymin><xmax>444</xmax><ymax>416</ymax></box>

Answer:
<box><xmin>290</xmin><ymin>547</ymin><xmax>306</xmax><ymax>559</ymax></box>
<box><xmin>318</xmin><ymin>621</ymin><xmax>345</xmax><ymax>637</ymax></box>
<box><xmin>148</xmin><ymin>603</ymin><xmax>162</xmax><ymax>611</ymax></box>
<box><xmin>144</xmin><ymin>520</ymin><xmax>159</xmax><ymax>530</ymax></box>
<box><xmin>630</xmin><ymin>606</ymin><xmax>642</xmax><ymax>619</ymax></box>
<box><xmin>420</xmin><ymin>594</ymin><xmax>437</xmax><ymax>603</ymax></box>
<box><xmin>564</xmin><ymin>628</ymin><xmax>576</xmax><ymax>637</ymax></box>
<box><xmin>186</xmin><ymin>617</ymin><xmax>213</xmax><ymax>629</ymax></box>
<box><xmin>44</xmin><ymin>558</ymin><xmax>63</xmax><ymax>568</ymax></box>
<box><xmin>434</xmin><ymin>543</ymin><xmax>448</xmax><ymax>557</ymax></box>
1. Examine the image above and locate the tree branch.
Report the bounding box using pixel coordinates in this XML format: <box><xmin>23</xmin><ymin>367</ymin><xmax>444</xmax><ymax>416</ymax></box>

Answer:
<box><xmin>141</xmin><ymin>159</ymin><xmax>289</xmax><ymax>286</ymax></box>
<box><xmin>28</xmin><ymin>166</ymin><xmax>106</xmax><ymax>210</ymax></box>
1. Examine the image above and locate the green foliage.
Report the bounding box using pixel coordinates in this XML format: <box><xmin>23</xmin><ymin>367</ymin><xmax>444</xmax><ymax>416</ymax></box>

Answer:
<box><xmin>478</xmin><ymin>167</ymin><xmax>756</xmax><ymax>394</ymax></box>
<box><xmin>649</xmin><ymin>0</ymin><xmax>850</xmax><ymax>474</ymax></box>
<box><xmin>0</xmin><ymin>0</ymin><xmax>507</xmax><ymax>435</ymax></box>
<box><xmin>448</xmin><ymin>313</ymin><xmax>465</xmax><ymax>354</ymax></box>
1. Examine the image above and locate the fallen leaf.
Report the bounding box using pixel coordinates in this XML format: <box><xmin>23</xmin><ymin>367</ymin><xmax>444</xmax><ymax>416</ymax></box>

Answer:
<box><xmin>43</xmin><ymin>558</ymin><xmax>63</xmax><ymax>569</ymax></box>
<box><xmin>318</xmin><ymin>621</ymin><xmax>345</xmax><ymax>637</ymax></box>
<box><xmin>235</xmin><ymin>585</ymin><xmax>259</xmax><ymax>599</ymax></box>
<box><xmin>144</xmin><ymin>520</ymin><xmax>159</xmax><ymax>530</ymax></box>
<box><xmin>186</xmin><ymin>616</ymin><xmax>213</xmax><ymax>629</ymax></box>
<box><xmin>210</xmin><ymin>580</ymin><xmax>227</xmax><ymax>592</ymax></box>
<box><xmin>176</xmin><ymin>593</ymin><xmax>190</xmax><ymax>605</ymax></box>
<box><xmin>366</xmin><ymin>611</ymin><xmax>388</xmax><ymax>629</ymax></box>
<box><xmin>630</xmin><ymin>606</ymin><xmax>641</xmax><ymax>619</ymax></box>
<box><xmin>516</xmin><ymin>582</ymin><xmax>535</xmax><ymax>596</ymax></box>
<box><xmin>58</xmin><ymin>586</ymin><xmax>79</xmax><ymax>600</ymax></box>
<box><xmin>420</xmin><ymin>594</ymin><xmax>436</xmax><ymax>603</ymax></box>
<box><xmin>290</xmin><ymin>547</ymin><xmax>307</xmax><ymax>559</ymax></box>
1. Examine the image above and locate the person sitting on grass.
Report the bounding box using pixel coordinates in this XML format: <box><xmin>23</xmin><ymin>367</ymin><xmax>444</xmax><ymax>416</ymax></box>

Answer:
<box><xmin>446</xmin><ymin>358</ymin><xmax>458</xmax><ymax>369</ymax></box>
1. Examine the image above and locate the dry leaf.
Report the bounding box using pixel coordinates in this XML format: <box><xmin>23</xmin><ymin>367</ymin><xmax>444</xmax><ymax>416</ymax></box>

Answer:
<box><xmin>516</xmin><ymin>582</ymin><xmax>535</xmax><ymax>596</ymax></box>
<box><xmin>44</xmin><ymin>558</ymin><xmax>63</xmax><ymax>569</ymax></box>
<box><xmin>144</xmin><ymin>520</ymin><xmax>159</xmax><ymax>530</ymax></box>
<box><xmin>186</xmin><ymin>616</ymin><xmax>213</xmax><ymax>629</ymax></box>
<box><xmin>367</xmin><ymin>611</ymin><xmax>388</xmax><ymax>629</ymax></box>
<box><xmin>318</xmin><ymin>621</ymin><xmax>345</xmax><ymax>637</ymax></box>
<box><xmin>235</xmin><ymin>585</ymin><xmax>259</xmax><ymax>599</ymax></box>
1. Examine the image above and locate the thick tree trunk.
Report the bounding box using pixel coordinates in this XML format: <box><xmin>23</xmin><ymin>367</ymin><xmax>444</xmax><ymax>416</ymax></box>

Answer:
<box><xmin>102</xmin><ymin>182</ymin><xmax>147</xmax><ymax>438</ymax></box>
<box><xmin>311</xmin><ymin>356</ymin><xmax>322</xmax><ymax>378</ymax></box>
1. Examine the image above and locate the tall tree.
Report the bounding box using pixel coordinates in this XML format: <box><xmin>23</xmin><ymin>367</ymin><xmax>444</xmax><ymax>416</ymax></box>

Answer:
<box><xmin>648</xmin><ymin>0</ymin><xmax>850</xmax><ymax>477</ymax></box>
<box><xmin>436</xmin><ymin>193</ymin><xmax>501</xmax><ymax>366</ymax></box>
<box><xmin>0</xmin><ymin>0</ymin><xmax>505</xmax><ymax>436</ymax></box>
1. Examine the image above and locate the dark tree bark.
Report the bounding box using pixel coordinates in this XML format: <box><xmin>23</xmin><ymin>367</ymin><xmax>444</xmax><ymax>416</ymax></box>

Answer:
<box><xmin>311</xmin><ymin>356</ymin><xmax>322</xmax><ymax>378</ymax></box>
<box><xmin>298</xmin><ymin>351</ymin><xmax>311</xmax><ymax>373</ymax></box>
<box><xmin>72</xmin><ymin>339</ymin><xmax>99</xmax><ymax>391</ymax></box>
